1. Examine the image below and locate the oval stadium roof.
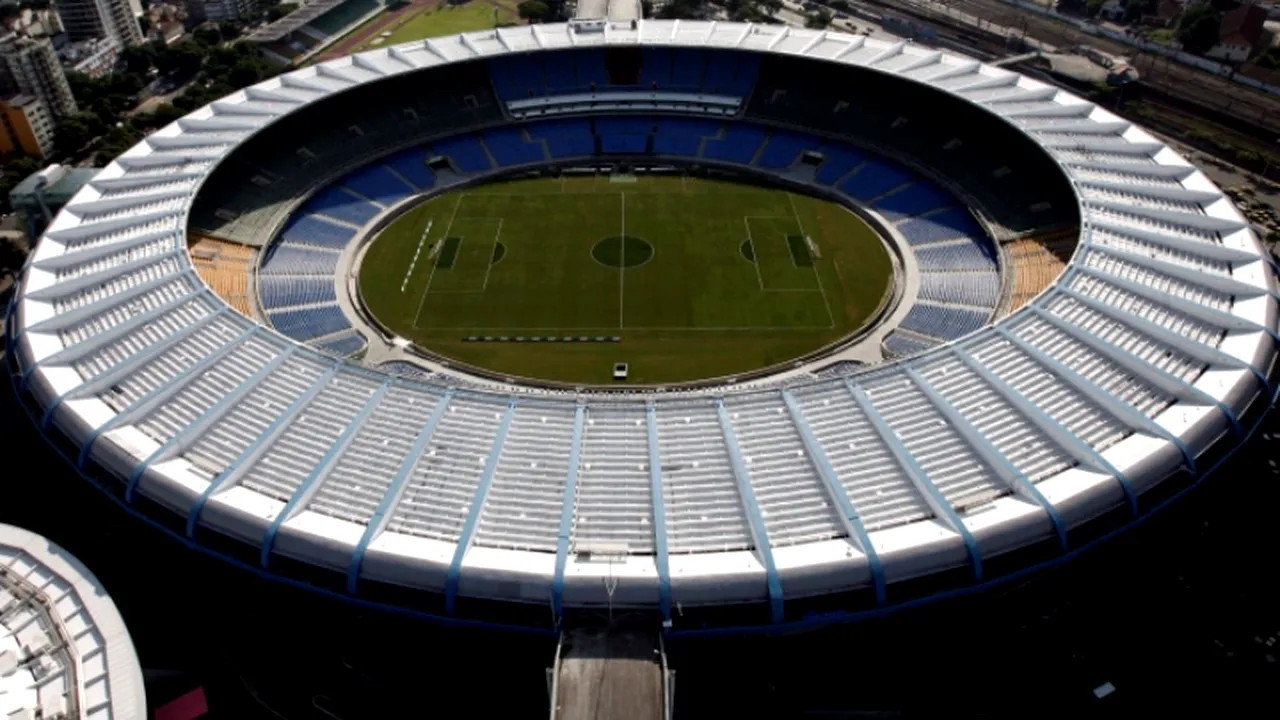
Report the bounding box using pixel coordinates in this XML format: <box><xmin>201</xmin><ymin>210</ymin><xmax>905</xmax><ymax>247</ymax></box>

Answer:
<box><xmin>7</xmin><ymin>20</ymin><xmax>1277</xmax><ymax>631</ymax></box>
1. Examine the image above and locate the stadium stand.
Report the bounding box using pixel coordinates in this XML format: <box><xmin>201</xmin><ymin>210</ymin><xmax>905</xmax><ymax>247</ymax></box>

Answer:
<box><xmin>430</xmin><ymin>136</ymin><xmax>494</xmax><ymax>173</ymax></box>
<box><xmin>188</xmin><ymin>62</ymin><xmax>500</xmax><ymax>244</ymax></box>
<box><xmin>340</xmin><ymin>165</ymin><xmax>416</xmax><ymax>206</ymax></box>
<box><xmin>188</xmin><ymin>236</ymin><xmax>253</xmax><ymax>315</ymax></box>
<box><xmin>883</xmin><ymin>330</ymin><xmax>937</xmax><ymax>358</ymax></box>
<box><xmin>489</xmin><ymin>47</ymin><xmax>761</xmax><ymax>100</ymax></box>
<box><xmin>303</xmin><ymin>187</ymin><xmax>381</xmax><ymax>227</ymax></box>
<box><xmin>315</xmin><ymin>329</ymin><xmax>367</xmax><ymax>357</ymax></box>
<box><xmin>483</xmin><ymin>127</ymin><xmax>549</xmax><ymax>167</ymax></box>
<box><xmin>1007</xmin><ymin>230</ymin><xmax>1076</xmax><ymax>310</ymax></box>
<box><xmin>20</xmin><ymin>26</ymin><xmax>1275</xmax><ymax>633</ymax></box>
<box><xmin>306</xmin><ymin>0</ymin><xmax>380</xmax><ymax>38</ymax></box>
<box><xmin>260</xmin><ymin>275</ymin><xmax>338</xmax><ymax>308</ymax></box>
<box><xmin>748</xmin><ymin>53</ymin><xmax>1076</xmax><ymax>237</ymax></box>
<box><xmin>278</xmin><ymin>214</ymin><xmax>357</xmax><ymax>250</ymax></box>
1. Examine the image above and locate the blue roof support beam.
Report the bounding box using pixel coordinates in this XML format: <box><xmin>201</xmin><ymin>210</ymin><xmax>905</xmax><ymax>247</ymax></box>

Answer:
<box><xmin>994</xmin><ymin>327</ymin><xmax>1197</xmax><ymax>475</ymax></box>
<box><xmin>1058</xmin><ymin>285</ymin><xmax>1273</xmax><ymax>396</ymax></box>
<box><xmin>346</xmin><ymin>389</ymin><xmax>454</xmax><ymax>594</ymax></box>
<box><xmin>125</xmin><ymin>345</ymin><xmax>297</xmax><ymax>502</ymax></box>
<box><xmin>187</xmin><ymin>364</ymin><xmax>343</xmax><ymax>537</ymax></box>
<box><xmin>715</xmin><ymin>400</ymin><xmax>784</xmax><ymax>624</ymax></box>
<box><xmin>845</xmin><ymin>380</ymin><xmax>984</xmax><ymax>581</ymax></box>
<box><xmin>445</xmin><ymin>400</ymin><xmax>517</xmax><ymax>614</ymax></box>
<box><xmin>903</xmin><ymin>366</ymin><xmax>1069</xmax><ymax>549</ymax></box>
<box><xmin>645</xmin><ymin>404</ymin><xmax>673</xmax><ymax>623</ymax></box>
<box><xmin>260</xmin><ymin>381</ymin><xmax>392</xmax><ymax>568</ymax></box>
<box><xmin>40</xmin><ymin>305</ymin><xmax>228</xmax><ymax>429</ymax></box>
<box><xmin>1073</xmin><ymin>264</ymin><xmax>1279</xmax><ymax>344</ymax></box>
<box><xmin>1030</xmin><ymin>305</ymin><xmax>1243</xmax><ymax>437</ymax></box>
<box><xmin>779</xmin><ymin>390</ymin><xmax>886</xmax><ymax>603</ymax></box>
<box><xmin>77</xmin><ymin>325</ymin><xmax>257</xmax><ymax>469</ymax></box>
<box><xmin>952</xmin><ymin>346</ymin><xmax>1138</xmax><ymax>515</ymax></box>
<box><xmin>551</xmin><ymin>403</ymin><xmax>586</xmax><ymax>620</ymax></box>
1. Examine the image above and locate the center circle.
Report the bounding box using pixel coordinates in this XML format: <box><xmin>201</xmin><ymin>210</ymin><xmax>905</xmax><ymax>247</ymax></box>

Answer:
<box><xmin>592</xmin><ymin>235</ymin><xmax>654</xmax><ymax>268</ymax></box>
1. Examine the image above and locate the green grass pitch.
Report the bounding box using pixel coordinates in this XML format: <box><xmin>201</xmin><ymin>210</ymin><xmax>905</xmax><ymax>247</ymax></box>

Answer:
<box><xmin>358</xmin><ymin>174</ymin><xmax>894</xmax><ymax>384</ymax></box>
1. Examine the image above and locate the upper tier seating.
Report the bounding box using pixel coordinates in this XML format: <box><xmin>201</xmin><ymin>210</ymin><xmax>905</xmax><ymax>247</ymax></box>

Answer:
<box><xmin>278</xmin><ymin>214</ymin><xmax>357</xmax><ymax>250</ymax></box>
<box><xmin>489</xmin><ymin>48</ymin><xmax>761</xmax><ymax>101</ymax></box>
<box><xmin>340</xmin><ymin>164</ymin><xmax>415</xmax><ymax>206</ymax></box>
<box><xmin>303</xmin><ymin>187</ymin><xmax>380</xmax><ymax>227</ymax></box>
<box><xmin>483</xmin><ymin>127</ymin><xmax>548</xmax><ymax>167</ymax></box>
<box><xmin>430</xmin><ymin>136</ymin><xmax>493</xmax><ymax>173</ymax></box>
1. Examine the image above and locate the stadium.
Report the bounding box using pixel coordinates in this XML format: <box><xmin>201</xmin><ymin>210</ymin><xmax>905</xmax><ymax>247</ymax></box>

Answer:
<box><xmin>6</xmin><ymin>15</ymin><xmax>1279</xmax><ymax>644</ymax></box>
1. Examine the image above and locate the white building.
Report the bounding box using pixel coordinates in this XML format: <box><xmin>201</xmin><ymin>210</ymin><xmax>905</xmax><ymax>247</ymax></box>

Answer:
<box><xmin>0</xmin><ymin>33</ymin><xmax>76</xmax><ymax>118</ymax></box>
<box><xmin>55</xmin><ymin>0</ymin><xmax>144</xmax><ymax>48</ymax></box>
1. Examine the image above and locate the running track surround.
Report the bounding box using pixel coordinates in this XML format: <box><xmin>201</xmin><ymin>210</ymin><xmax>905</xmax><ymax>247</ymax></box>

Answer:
<box><xmin>8</xmin><ymin>21</ymin><xmax>1279</xmax><ymax>631</ymax></box>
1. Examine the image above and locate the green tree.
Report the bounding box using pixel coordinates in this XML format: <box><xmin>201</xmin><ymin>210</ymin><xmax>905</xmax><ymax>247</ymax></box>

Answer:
<box><xmin>805</xmin><ymin>8</ymin><xmax>833</xmax><ymax>28</ymax></box>
<box><xmin>120</xmin><ymin>44</ymin><xmax>157</xmax><ymax>76</ymax></box>
<box><xmin>193</xmin><ymin>24</ymin><xmax>223</xmax><ymax>47</ymax></box>
<box><xmin>517</xmin><ymin>0</ymin><xmax>549</xmax><ymax>21</ymax></box>
<box><xmin>1177</xmin><ymin>3</ymin><xmax>1221</xmax><ymax>55</ymax></box>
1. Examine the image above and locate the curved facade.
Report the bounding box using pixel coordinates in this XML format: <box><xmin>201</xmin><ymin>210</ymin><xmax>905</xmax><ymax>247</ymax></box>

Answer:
<box><xmin>0</xmin><ymin>524</ymin><xmax>145</xmax><ymax>718</ymax></box>
<box><xmin>6</xmin><ymin>21</ymin><xmax>1278</xmax><ymax>630</ymax></box>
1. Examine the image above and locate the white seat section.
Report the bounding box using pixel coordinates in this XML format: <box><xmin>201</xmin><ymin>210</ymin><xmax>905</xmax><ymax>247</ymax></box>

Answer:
<box><xmin>56</xmin><ymin>216</ymin><xmax>178</xmax><ymax>253</ymax></box>
<box><xmin>307</xmin><ymin>384</ymin><xmax>446</xmax><ymax>525</ymax></box>
<box><xmin>71</xmin><ymin>298</ymin><xmax>219</xmax><ymax>381</ymax></box>
<box><xmin>1007</xmin><ymin>314</ymin><xmax>1174</xmax><ymax>417</ymax></box>
<box><xmin>722</xmin><ymin>394</ymin><xmax>845</xmax><ymax>547</ymax></box>
<box><xmin>52</xmin><ymin>235</ymin><xmax>179</xmax><ymax>282</ymax></box>
<box><xmin>966</xmin><ymin>336</ymin><xmax>1129</xmax><ymax>451</ymax></box>
<box><xmin>237</xmin><ymin>371</ymin><xmax>382</xmax><ymax>501</ymax></box>
<box><xmin>861</xmin><ymin>375</ymin><xmax>1009</xmax><ymax>512</ymax></box>
<box><xmin>787</xmin><ymin>383</ymin><xmax>933</xmax><ymax>531</ymax></box>
<box><xmin>1051</xmin><ymin>150</ymin><xmax>1157</xmax><ymax>166</ymax></box>
<box><xmin>916</xmin><ymin>356</ymin><xmax>1076</xmax><ymax>482</ymax></box>
<box><xmin>57</xmin><ymin>276</ymin><xmax>201</xmax><ymax>347</ymax></box>
<box><xmin>473</xmin><ymin>402</ymin><xmax>578</xmax><ymax>553</ymax></box>
<box><xmin>1089</xmin><ymin>206</ymin><xmax>1220</xmax><ymax>246</ymax></box>
<box><xmin>1087</xmin><ymin>228</ymin><xmax>1230</xmax><ymax>275</ymax></box>
<box><xmin>655</xmin><ymin>401</ymin><xmax>753</xmax><ymax>553</ymax></box>
<box><xmin>1079</xmin><ymin>185</ymin><xmax>1202</xmax><ymax>214</ymax></box>
<box><xmin>1079</xmin><ymin>249</ymin><xmax>1233</xmax><ymax>310</ymax></box>
<box><xmin>52</xmin><ymin>256</ymin><xmax>186</xmax><ymax>315</ymax></box>
<box><xmin>1069</xmin><ymin>273</ymin><xmax>1226</xmax><ymax>346</ymax></box>
<box><xmin>571</xmin><ymin>405</ymin><xmax>655</xmax><ymax>554</ymax></box>
<box><xmin>1064</xmin><ymin>165</ymin><xmax>1186</xmax><ymax>188</ymax></box>
<box><xmin>385</xmin><ymin>394</ymin><xmax>509</xmax><ymax>542</ymax></box>
<box><xmin>133</xmin><ymin>336</ymin><xmax>284</xmax><ymax>445</ymax></box>
<box><xmin>98</xmin><ymin>317</ymin><xmax>249</xmax><ymax>412</ymax></box>
<box><xmin>1044</xmin><ymin>295</ymin><xmax>1205</xmax><ymax>382</ymax></box>
<box><xmin>182</xmin><ymin>354</ymin><xmax>330</xmax><ymax>476</ymax></box>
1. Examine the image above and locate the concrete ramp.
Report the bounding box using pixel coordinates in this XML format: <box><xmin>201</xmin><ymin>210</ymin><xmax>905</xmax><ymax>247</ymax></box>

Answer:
<box><xmin>551</xmin><ymin>628</ymin><xmax>668</xmax><ymax>720</ymax></box>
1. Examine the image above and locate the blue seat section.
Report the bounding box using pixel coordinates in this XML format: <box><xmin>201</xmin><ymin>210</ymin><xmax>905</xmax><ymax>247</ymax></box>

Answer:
<box><xmin>897</xmin><ymin>208</ymin><xmax>987</xmax><ymax>246</ymax></box>
<box><xmin>917</xmin><ymin>271</ymin><xmax>1001</xmax><ymax>308</ymax></box>
<box><xmin>597</xmin><ymin>117</ymin><xmax>654</xmax><ymax>135</ymax></box>
<box><xmin>260</xmin><ymin>276</ymin><xmax>337</xmax><ymax>309</ymax></box>
<box><xmin>703</xmin><ymin>51</ymin><xmax>760</xmax><ymax>96</ymax></box>
<box><xmin>669</xmin><ymin>49</ymin><xmax>707</xmax><ymax>92</ymax></box>
<box><xmin>653</xmin><ymin>118</ymin><xmax>719</xmax><ymax>156</ymax></box>
<box><xmin>814</xmin><ymin>147</ymin><xmax>866</xmax><ymax>185</ymax></box>
<box><xmin>756</xmin><ymin>131</ymin><xmax>812</xmax><ymax>169</ymax></box>
<box><xmin>702</xmin><ymin>124</ymin><xmax>767</xmax><ymax>164</ymax></box>
<box><xmin>576</xmin><ymin>49</ymin><xmax>610</xmax><ymax>89</ymax></box>
<box><xmin>873</xmin><ymin>183</ymin><xmax>955</xmax><ymax>221</ymax></box>
<box><xmin>491</xmin><ymin>49</ymin><xmax>758</xmax><ymax>99</ymax></box>
<box><xmin>430</xmin><ymin>136</ymin><xmax>492</xmax><ymax>173</ymax></box>
<box><xmin>884</xmin><ymin>331</ymin><xmax>937</xmax><ymax>357</ymax></box>
<box><xmin>278</xmin><ymin>214</ymin><xmax>357</xmax><ymax>250</ymax></box>
<box><xmin>303</xmin><ymin>186</ymin><xmax>380</xmax><ymax>226</ymax></box>
<box><xmin>315</xmin><ymin>330</ymin><xmax>367</xmax><ymax>357</ymax></box>
<box><xmin>528</xmin><ymin>119</ymin><xmax>595</xmax><ymax>158</ymax></box>
<box><xmin>602</xmin><ymin>134</ymin><xmax>648</xmax><ymax>154</ymax></box>
<box><xmin>268</xmin><ymin>303</ymin><xmax>351</xmax><ymax>343</ymax></box>
<box><xmin>840</xmin><ymin>160</ymin><xmax>915</xmax><ymax>202</ymax></box>
<box><xmin>483</xmin><ymin>127</ymin><xmax>547</xmax><ymax>166</ymax></box>
<box><xmin>340</xmin><ymin>164</ymin><xmax>414</xmax><ymax>206</ymax></box>
<box><xmin>260</xmin><ymin>244</ymin><xmax>341</xmax><ymax>276</ymax></box>
<box><xmin>914</xmin><ymin>242</ymin><xmax>998</xmax><ymax>272</ymax></box>
<box><xmin>898</xmin><ymin>302</ymin><xmax>989</xmax><ymax>340</ymax></box>
<box><xmin>383</xmin><ymin>150</ymin><xmax>436</xmax><ymax>190</ymax></box>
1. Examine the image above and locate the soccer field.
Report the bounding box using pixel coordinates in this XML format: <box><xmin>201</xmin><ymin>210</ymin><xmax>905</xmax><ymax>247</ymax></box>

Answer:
<box><xmin>359</xmin><ymin>174</ymin><xmax>894</xmax><ymax>384</ymax></box>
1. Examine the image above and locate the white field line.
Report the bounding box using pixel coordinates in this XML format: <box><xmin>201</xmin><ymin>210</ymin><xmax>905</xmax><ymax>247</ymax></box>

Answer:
<box><xmin>787</xmin><ymin>192</ymin><xmax>837</xmax><ymax>328</ymax></box>
<box><xmin>412</xmin><ymin>193</ymin><xmax>465</xmax><ymax>328</ymax></box>
<box><xmin>400</xmin><ymin>217</ymin><xmax>433</xmax><ymax>292</ymax></box>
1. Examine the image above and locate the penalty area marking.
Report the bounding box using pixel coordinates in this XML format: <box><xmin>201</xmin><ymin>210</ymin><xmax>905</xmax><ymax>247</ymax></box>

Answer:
<box><xmin>787</xmin><ymin>192</ymin><xmax>837</xmax><ymax>329</ymax></box>
<box><xmin>742</xmin><ymin>215</ymin><xmax>824</xmax><ymax>293</ymax></box>
<box><xmin>400</xmin><ymin>217</ymin><xmax>434</xmax><ymax>292</ymax></box>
